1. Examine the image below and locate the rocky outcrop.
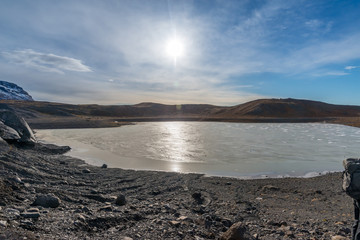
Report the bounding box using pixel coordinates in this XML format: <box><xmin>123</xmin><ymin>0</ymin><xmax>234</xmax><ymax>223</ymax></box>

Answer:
<box><xmin>0</xmin><ymin>105</ymin><xmax>36</xmax><ymax>144</ymax></box>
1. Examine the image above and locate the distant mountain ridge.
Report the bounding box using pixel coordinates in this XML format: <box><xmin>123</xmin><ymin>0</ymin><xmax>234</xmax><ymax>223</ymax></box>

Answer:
<box><xmin>0</xmin><ymin>80</ymin><xmax>33</xmax><ymax>101</ymax></box>
<box><xmin>2</xmin><ymin>98</ymin><xmax>360</xmax><ymax>120</ymax></box>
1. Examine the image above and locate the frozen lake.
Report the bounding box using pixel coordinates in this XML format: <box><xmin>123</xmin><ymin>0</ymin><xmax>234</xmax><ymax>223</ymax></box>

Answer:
<box><xmin>36</xmin><ymin>122</ymin><xmax>360</xmax><ymax>178</ymax></box>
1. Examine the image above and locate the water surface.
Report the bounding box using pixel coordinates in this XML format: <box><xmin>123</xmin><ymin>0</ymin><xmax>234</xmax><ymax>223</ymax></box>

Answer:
<box><xmin>36</xmin><ymin>122</ymin><xmax>360</xmax><ymax>178</ymax></box>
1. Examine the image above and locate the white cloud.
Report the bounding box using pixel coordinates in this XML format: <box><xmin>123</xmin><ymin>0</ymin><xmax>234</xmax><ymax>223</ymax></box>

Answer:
<box><xmin>345</xmin><ymin>66</ymin><xmax>360</xmax><ymax>70</ymax></box>
<box><xmin>1</xmin><ymin>49</ymin><xmax>92</xmax><ymax>74</ymax></box>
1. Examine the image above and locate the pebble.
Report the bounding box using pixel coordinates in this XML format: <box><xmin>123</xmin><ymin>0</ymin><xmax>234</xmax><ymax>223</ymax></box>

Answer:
<box><xmin>27</xmin><ymin>208</ymin><xmax>40</xmax><ymax>213</ymax></box>
<box><xmin>101</xmin><ymin>164</ymin><xmax>108</xmax><ymax>168</ymax></box>
<box><xmin>5</xmin><ymin>208</ymin><xmax>20</xmax><ymax>219</ymax></box>
<box><xmin>99</xmin><ymin>205</ymin><xmax>112</xmax><ymax>211</ymax></box>
<box><xmin>262</xmin><ymin>185</ymin><xmax>280</xmax><ymax>191</ymax></box>
<box><xmin>169</xmin><ymin>220</ymin><xmax>181</xmax><ymax>227</ymax></box>
<box><xmin>115</xmin><ymin>194</ymin><xmax>126</xmax><ymax>206</ymax></box>
<box><xmin>82</xmin><ymin>168</ymin><xmax>91</xmax><ymax>173</ymax></box>
<box><xmin>21</xmin><ymin>211</ymin><xmax>40</xmax><ymax>219</ymax></box>
<box><xmin>0</xmin><ymin>220</ymin><xmax>7</xmax><ymax>227</ymax></box>
<box><xmin>331</xmin><ymin>236</ymin><xmax>347</xmax><ymax>240</ymax></box>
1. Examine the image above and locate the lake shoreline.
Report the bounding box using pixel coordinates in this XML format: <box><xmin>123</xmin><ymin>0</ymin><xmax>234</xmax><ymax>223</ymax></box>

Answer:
<box><xmin>24</xmin><ymin>115</ymin><xmax>360</xmax><ymax>130</ymax></box>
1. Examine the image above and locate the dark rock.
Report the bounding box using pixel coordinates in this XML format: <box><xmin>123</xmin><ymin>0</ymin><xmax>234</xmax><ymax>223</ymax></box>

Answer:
<box><xmin>0</xmin><ymin>121</ymin><xmax>21</xmax><ymax>141</ymax></box>
<box><xmin>101</xmin><ymin>164</ymin><xmax>108</xmax><ymax>168</ymax></box>
<box><xmin>0</xmin><ymin>109</ymin><xmax>36</xmax><ymax>144</ymax></box>
<box><xmin>83</xmin><ymin>194</ymin><xmax>109</xmax><ymax>203</ymax></box>
<box><xmin>82</xmin><ymin>168</ymin><xmax>91</xmax><ymax>173</ymax></box>
<box><xmin>115</xmin><ymin>194</ymin><xmax>126</xmax><ymax>206</ymax></box>
<box><xmin>5</xmin><ymin>208</ymin><xmax>20</xmax><ymax>219</ymax></box>
<box><xmin>0</xmin><ymin>137</ymin><xmax>9</xmax><ymax>149</ymax></box>
<box><xmin>21</xmin><ymin>212</ymin><xmax>40</xmax><ymax>219</ymax></box>
<box><xmin>99</xmin><ymin>205</ymin><xmax>112</xmax><ymax>212</ymax></box>
<box><xmin>192</xmin><ymin>192</ymin><xmax>204</xmax><ymax>204</ymax></box>
<box><xmin>261</xmin><ymin>185</ymin><xmax>280</xmax><ymax>191</ymax></box>
<box><xmin>34</xmin><ymin>143</ymin><xmax>70</xmax><ymax>154</ymax></box>
<box><xmin>0</xmin><ymin>220</ymin><xmax>7</xmax><ymax>227</ymax></box>
<box><xmin>169</xmin><ymin>220</ymin><xmax>181</xmax><ymax>227</ymax></box>
<box><xmin>220</xmin><ymin>222</ymin><xmax>254</xmax><ymax>240</ymax></box>
<box><xmin>32</xmin><ymin>194</ymin><xmax>61</xmax><ymax>208</ymax></box>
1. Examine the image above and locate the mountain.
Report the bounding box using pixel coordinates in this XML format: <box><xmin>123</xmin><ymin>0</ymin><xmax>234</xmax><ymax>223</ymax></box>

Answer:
<box><xmin>0</xmin><ymin>80</ymin><xmax>34</xmax><ymax>101</ymax></box>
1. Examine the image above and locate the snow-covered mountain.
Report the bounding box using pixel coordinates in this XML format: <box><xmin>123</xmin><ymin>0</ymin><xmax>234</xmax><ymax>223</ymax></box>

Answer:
<box><xmin>0</xmin><ymin>80</ymin><xmax>34</xmax><ymax>101</ymax></box>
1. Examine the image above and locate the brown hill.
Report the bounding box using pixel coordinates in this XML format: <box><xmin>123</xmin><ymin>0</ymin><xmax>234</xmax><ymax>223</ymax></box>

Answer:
<box><xmin>1</xmin><ymin>98</ymin><xmax>360</xmax><ymax>128</ymax></box>
<box><xmin>2</xmin><ymin>98</ymin><xmax>360</xmax><ymax>118</ymax></box>
<box><xmin>216</xmin><ymin>98</ymin><xmax>360</xmax><ymax>118</ymax></box>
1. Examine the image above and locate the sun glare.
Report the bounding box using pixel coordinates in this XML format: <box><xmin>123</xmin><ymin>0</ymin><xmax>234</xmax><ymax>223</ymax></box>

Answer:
<box><xmin>166</xmin><ymin>37</ymin><xmax>184</xmax><ymax>61</ymax></box>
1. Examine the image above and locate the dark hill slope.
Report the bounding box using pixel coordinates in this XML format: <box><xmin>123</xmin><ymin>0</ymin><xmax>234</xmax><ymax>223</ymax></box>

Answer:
<box><xmin>1</xmin><ymin>98</ymin><xmax>360</xmax><ymax>121</ymax></box>
<box><xmin>218</xmin><ymin>98</ymin><xmax>360</xmax><ymax>118</ymax></box>
<box><xmin>0</xmin><ymin>100</ymin><xmax>221</xmax><ymax>118</ymax></box>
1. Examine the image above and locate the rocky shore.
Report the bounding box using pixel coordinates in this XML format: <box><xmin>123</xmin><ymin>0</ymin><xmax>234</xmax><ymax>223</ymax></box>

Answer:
<box><xmin>0</xmin><ymin>106</ymin><xmax>356</xmax><ymax>239</ymax></box>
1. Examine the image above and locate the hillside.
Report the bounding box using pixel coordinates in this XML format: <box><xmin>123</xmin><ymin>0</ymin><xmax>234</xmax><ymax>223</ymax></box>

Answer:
<box><xmin>1</xmin><ymin>98</ymin><xmax>360</xmax><ymax>128</ymax></box>
<box><xmin>216</xmin><ymin>98</ymin><xmax>360</xmax><ymax>118</ymax></box>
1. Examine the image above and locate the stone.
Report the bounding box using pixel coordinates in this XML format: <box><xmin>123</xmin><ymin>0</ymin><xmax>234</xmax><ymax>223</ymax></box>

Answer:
<box><xmin>27</xmin><ymin>208</ymin><xmax>39</xmax><ymax>213</ymax></box>
<box><xmin>32</xmin><ymin>194</ymin><xmax>61</xmax><ymax>208</ymax></box>
<box><xmin>0</xmin><ymin>220</ymin><xmax>7</xmax><ymax>227</ymax></box>
<box><xmin>0</xmin><ymin>121</ymin><xmax>21</xmax><ymax>141</ymax></box>
<box><xmin>122</xmin><ymin>237</ymin><xmax>133</xmax><ymax>240</ymax></box>
<box><xmin>101</xmin><ymin>164</ymin><xmax>108</xmax><ymax>168</ymax></box>
<box><xmin>192</xmin><ymin>192</ymin><xmax>204</xmax><ymax>204</ymax></box>
<box><xmin>8</xmin><ymin>176</ymin><xmax>22</xmax><ymax>183</ymax></box>
<box><xmin>21</xmin><ymin>212</ymin><xmax>40</xmax><ymax>219</ymax></box>
<box><xmin>170</xmin><ymin>220</ymin><xmax>181</xmax><ymax>227</ymax></box>
<box><xmin>331</xmin><ymin>236</ymin><xmax>347</xmax><ymax>240</ymax></box>
<box><xmin>262</xmin><ymin>185</ymin><xmax>280</xmax><ymax>191</ymax></box>
<box><xmin>115</xmin><ymin>194</ymin><xmax>126</xmax><ymax>206</ymax></box>
<box><xmin>82</xmin><ymin>168</ymin><xmax>91</xmax><ymax>173</ymax></box>
<box><xmin>178</xmin><ymin>216</ymin><xmax>189</xmax><ymax>221</ymax></box>
<box><xmin>99</xmin><ymin>205</ymin><xmax>112</xmax><ymax>211</ymax></box>
<box><xmin>220</xmin><ymin>222</ymin><xmax>254</xmax><ymax>240</ymax></box>
<box><xmin>0</xmin><ymin>109</ymin><xmax>36</xmax><ymax>144</ymax></box>
<box><xmin>34</xmin><ymin>143</ymin><xmax>70</xmax><ymax>154</ymax></box>
<box><xmin>76</xmin><ymin>214</ymin><xmax>86</xmax><ymax>222</ymax></box>
<box><xmin>5</xmin><ymin>208</ymin><xmax>20</xmax><ymax>219</ymax></box>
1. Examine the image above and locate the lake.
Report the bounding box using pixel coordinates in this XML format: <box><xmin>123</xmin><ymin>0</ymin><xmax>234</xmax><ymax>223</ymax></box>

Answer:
<box><xmin>36</xmin><ymin>122</ymin><xmax>360</xmax><ymax>178</ymax></box>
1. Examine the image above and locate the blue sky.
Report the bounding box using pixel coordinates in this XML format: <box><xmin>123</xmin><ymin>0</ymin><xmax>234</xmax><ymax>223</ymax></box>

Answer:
<box><xmin>1</xmin><ymin>0</ymin><xmax>360</xmax><ymax>106</ymax></box>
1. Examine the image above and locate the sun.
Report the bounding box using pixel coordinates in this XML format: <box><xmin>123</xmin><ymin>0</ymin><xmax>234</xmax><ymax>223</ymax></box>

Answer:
<box><xmin>166</xmin><ymin>37</ymin><xmax>185</xmax><ymax>59</ymax></box>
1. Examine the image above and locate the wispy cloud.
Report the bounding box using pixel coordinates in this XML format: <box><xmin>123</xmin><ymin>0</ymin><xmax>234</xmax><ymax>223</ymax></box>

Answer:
<box><xmin>345</xmin><ymin>66</ymin><xmax>360</xmax><ymax>70</ymax></box>
<box><xmin>1</xmin><ymin>49</ymin><xmax>92</xmax><ymax>74</ymax></box>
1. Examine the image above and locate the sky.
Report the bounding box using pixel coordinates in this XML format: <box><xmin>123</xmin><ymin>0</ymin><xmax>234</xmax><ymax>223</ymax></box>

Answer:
<box><xmin>1</xmin><ymin>0</ymin><xmax>360</xmax><ymax>106</ymax></box>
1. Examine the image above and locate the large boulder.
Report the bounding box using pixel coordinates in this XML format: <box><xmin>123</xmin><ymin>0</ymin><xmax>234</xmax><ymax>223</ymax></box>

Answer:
<box><xmin>0</xmin><ymin>108</ymin><xmax>36</xmax><ymax>144</ymax></box>
<box><xmin>0</xmin><ymin>121</ymin><xmax>21</xmax><ymax>141</ymax></box>
<box><xmin>32</xmin><ymin>194</ymin><xmax>61</xmax><ymax>208</ymax></box>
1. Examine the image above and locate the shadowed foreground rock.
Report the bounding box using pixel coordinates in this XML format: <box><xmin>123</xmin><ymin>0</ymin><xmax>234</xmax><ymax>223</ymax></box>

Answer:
<box><xmin>0</xmin><ymin>105</ymin><xmax>36</xmax><ymax>144</ymax></box>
